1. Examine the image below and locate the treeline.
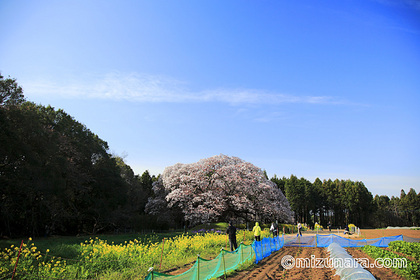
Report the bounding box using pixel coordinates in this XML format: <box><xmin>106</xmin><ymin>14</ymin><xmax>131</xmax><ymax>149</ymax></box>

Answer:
<box><xmin>1</xmin><ymin>75</ymin><xmax>419</xmax><ymax>237</ymax></box>
<box><xmin>270</xmin><ymin>175</ymin><xmax>420</xmax><ymax>229</ymax></box>
<box><xmin>0</xmin><ymin>75</ymin><xmax>157</xmax><ymax>237</ymax></box>
<box><xmin>373</xmin><ymin>189</ymin><xmax>420</xmax><ymax>228</ymax></box>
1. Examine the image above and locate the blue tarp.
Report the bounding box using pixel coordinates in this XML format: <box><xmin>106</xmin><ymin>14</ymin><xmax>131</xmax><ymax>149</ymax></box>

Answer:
<box><xmin>284</xmin><ymin>235</ymin><xmax>317</xmax><ymax>247</ymax></box>
<box><xmin>252</xmin><ymin>236</ymin><xmax>284</xmax><ymax>263</ymax></box>
<box><xmin>316</xmin><ymin>234</ymin><xmax>403</xmax><ymax>247</ymax></box>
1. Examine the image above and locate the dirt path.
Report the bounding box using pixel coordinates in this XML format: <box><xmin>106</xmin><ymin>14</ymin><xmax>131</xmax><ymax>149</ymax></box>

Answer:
<box><xmin>346</xmin><ymin>247</ymin><xmax>407</xmax><ymax>280</ymax></box>
<box><xmin>355</xmin><ymin>229</ymin><xmax>420</xmax><ymax>239</ymax></box>
<box><xmin>227</xmin><ymin>247</ymin><xmax>339</xmax><ymax>280</ymax></box>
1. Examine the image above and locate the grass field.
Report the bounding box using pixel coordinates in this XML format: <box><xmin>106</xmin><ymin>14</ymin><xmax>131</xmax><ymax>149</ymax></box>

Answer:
<box><xmin>0</xmin><ymin>223</ymin><xmax>264</xmax><ymax>279</ymax></box>
<box><xmin>0</xmin><ymin>232</ymin><xmax>185</xmax><ymax>260</ymax></box>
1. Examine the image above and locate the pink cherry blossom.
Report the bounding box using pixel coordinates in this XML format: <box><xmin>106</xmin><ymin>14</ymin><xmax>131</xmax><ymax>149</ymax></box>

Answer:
<box><xmin>146</xmin><ymin>154</ymin><xmax>294</xmax><ymax>226</ymax></box>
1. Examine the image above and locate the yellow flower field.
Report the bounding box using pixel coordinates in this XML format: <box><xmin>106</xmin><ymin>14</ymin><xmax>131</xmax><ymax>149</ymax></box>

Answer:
<box><xmin>0</xmin><ymin>229</ymin><xmax>265</xmax><ymax>279</ymax></box>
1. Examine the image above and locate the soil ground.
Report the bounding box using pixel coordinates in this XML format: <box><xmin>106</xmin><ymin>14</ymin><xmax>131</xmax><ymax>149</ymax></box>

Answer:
<box><xmin>167</xmin><ymin>229</ymin><xmax>419</xmax><ymax>279</ymax></box>
<box><xmin>346</xmin><ymin>247</ymin><xmax>407</xmax><ymax>280</ymax></box>
<box><xmin>225</xmin><ymin>229</ymin><xmax>419</xmax><ymax>280</ymax></box>
<box><xmin>351</xmin><ymin>228</ymin><xmax>420</xmax><ymax>239</ymax></box>
<box><xmin>226</xmin><ymin>247</ymin><xmax>340</xmax><ymax>280</ymax></box>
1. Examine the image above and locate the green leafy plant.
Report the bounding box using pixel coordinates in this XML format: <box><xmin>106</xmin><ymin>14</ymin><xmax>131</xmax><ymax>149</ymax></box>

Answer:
<box><xmin>388</xmin><ymin>241</ymin><xmax>420</xmax><ymax>260</ymax></box>
<box><xmin>361</xmin><ymin>245</ymin><xmax>420</xmax><ymax>280</ymax></box>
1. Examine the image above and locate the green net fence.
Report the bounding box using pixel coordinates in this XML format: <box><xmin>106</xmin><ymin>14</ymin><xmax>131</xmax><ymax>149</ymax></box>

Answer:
<box><xmin>144</xmin><ymin>243</ymin><xmax>254</xmax><ymax>280</ymax></box>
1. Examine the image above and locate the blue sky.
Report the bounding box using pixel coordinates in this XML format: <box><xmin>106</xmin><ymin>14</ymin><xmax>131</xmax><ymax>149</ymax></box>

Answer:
<box><xmin>1</xmin><ymin>0</ymin><xmax>419</xmax><ymax>197</ymax></box>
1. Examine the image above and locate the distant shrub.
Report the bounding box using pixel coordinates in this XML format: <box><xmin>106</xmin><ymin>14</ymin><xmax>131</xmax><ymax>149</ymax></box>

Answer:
<box><xmin>314</xmin><ymin>222</ymin><xmax>323</xmax><ymax>230</ymax></box>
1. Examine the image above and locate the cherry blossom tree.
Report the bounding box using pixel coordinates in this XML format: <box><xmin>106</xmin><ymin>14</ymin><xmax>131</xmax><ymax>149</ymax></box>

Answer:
<box><xmin>146</xmin><ymin>154</ymin><xmax>294</xmax><ymax>226</ymax></box>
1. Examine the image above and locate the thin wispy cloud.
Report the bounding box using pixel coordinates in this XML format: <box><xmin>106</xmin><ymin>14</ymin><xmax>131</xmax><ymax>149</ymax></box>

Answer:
<box><xmin>253</xmin><ymin>111</ymin><xmax>289</xmax><ymax>123</ymax></box>
<box><xmin>376</xmin><ymin>0</ymin><xmax>420</xmax><ymax>11</ymax></box>
<box><xmin>23</xmin><ymin>72</ymin><xmax>348</xmax><ymax>106</ymax></box>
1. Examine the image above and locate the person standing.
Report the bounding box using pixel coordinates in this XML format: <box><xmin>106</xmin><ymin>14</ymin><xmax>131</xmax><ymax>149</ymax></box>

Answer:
<box><xmin>297</xmin><ymin>222</ymin><xmax>302</xmax><ymax>236</ymax></box>
<box><xmin>253</xmin><ymin>222</ymin><xmax>262</xmax><ymax>241</ymax></box>
<box><xmin>226</xmin><ymin>221</ymin><xmax>237</xmax><ymax>251</ymax></box>
<box><xmin>344</xmin><ymin>225</ymin><xmax>350</xmax><ymax>235</ymax></box>
<box><xmin>273</xmin><ymin>221</ymin><xmax>278</xmax><ymax>237</ymax></box>
<box><xmin>270</xmin><ymin>222</ymin><xmax>278</xmax><ymax>237</ymax></box>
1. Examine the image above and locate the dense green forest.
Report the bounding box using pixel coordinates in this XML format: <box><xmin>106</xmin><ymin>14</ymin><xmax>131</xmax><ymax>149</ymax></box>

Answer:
<box><xmin>1</xmin><ymin>75</ymin><xmax>419</xmax><ymax>237</ymax></box>
<box><xmin>0</xmin><ymin>75</ymin><xmax>157</xmax><ymax>237</ymax></box>
<box><xmin>270</xmin><ymin>175</ymin><xmax>420</xmax><ymax>229</ymax></box>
